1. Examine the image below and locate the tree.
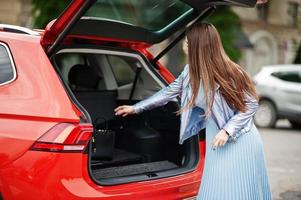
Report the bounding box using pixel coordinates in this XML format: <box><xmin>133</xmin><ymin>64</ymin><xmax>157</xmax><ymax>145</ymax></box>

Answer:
<box><xmin>207</xmin><ymin>6</ymin><xmax>242</xmax><ymax>62</ymax></box>
<box><xmin>32</xmin><ymin>0</ymin><xmax>71</xmax><ymax>28</ymax></box>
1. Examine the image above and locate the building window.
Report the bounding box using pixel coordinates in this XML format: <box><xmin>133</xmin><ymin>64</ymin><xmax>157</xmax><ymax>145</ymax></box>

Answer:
<box><xmin>288</xmin><ymin>2</ymin><xmax>299</xmax><ymax>27</ymax></box>
<box><xmin>257</xmin><ymin>2</ymin><xmax>269</xmax><ymax>22</ymax></box>
<box><xmin>0</xmin><ymin>43</ymin><xmax>16</xmax><ymax>86</ymax></box>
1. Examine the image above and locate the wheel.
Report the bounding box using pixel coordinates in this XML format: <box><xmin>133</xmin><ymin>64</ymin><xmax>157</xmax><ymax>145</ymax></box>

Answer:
<box><xmin>289</xmin><ymin>120</ymin><xmax>301</xmax><ymax>129</ymax></box>
<box><xmin>254</xmin><ymin>100</ymin><xmax>277</xmax><ymax>128</ymax></box>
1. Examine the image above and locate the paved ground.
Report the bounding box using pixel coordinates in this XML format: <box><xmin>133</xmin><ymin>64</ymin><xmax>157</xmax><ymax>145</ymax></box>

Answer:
<box><xmin>259</xmin><ymin>120</ymin><xmax>301</xmax><ymax>200</ymax></box>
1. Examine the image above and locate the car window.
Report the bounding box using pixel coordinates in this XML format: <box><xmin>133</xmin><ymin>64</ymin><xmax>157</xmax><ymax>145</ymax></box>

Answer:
<box><xmin>271</xmin><ymin>71</ymin><xmax>301</xmax><ymax>83</ymax></box>
<box><xmin>55</xmin><ymin>53</ymin><xmax>86</xmax><ymax>83</ymax></box>
<box><xmin>55</xmin><ymin>51</ymin><xmax>162</xmax><ymax>100</ymax></box>
<box><xmin>85</xmin><ymin>0</ymin><xmax>192</xmax><ymax>31</ymax></box>
<box><xmin>107</xmin><ymin>55</ymin><xmax>136</xmax><ymax>87</ymax></box>
<box><xmin>0</xmin><ymin>43</ymin><xmax>16</xmax><ymax>85</ymax></box>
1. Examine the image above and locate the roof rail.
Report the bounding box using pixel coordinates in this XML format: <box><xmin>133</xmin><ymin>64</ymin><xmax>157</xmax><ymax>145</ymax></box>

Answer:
<box><xmin>0</xmin><ymin>24</ymin><xmax>40</xmax><ymax>36</ymax></box>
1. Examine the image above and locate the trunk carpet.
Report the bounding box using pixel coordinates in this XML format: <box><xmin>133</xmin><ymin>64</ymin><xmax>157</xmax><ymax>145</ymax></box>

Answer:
<box><xmin>93</xmin><ymin>160</ymin><xmax>178</xmax><ymax>179</ymax></box>
<box><xmin>91</xmin><ymin>148</ymin><xmax>143</xmax><ymax>168</ymax></box>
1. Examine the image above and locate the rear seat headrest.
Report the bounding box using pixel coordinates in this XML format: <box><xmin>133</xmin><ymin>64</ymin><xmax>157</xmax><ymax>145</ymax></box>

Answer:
<box><xmin>68</xmin><ymin>64</ymin><xmax>100</xmax><ymax>90</ymax></box>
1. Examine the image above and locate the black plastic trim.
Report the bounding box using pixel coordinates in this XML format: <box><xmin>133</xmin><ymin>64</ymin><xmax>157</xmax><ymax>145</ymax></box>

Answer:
<box><xmin>198</xmin><ymin>128</ymin><xmax>206</xmax><ymax>141</ymax></box>
<box><xmin>70</xmin><ymin>9</ymin><xmax>199</xmax><ymax>45</ymax></box>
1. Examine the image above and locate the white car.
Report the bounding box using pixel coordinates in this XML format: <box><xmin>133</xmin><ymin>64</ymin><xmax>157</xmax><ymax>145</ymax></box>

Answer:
<box><xmin>253</xmin><ymin>65</ymin><xmax>301</xmax><ymax>128</ymax></box>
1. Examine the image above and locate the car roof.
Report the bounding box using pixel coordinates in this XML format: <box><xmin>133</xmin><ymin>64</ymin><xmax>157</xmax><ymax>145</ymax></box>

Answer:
<box><xmin>0</xmin><ymin>24</ymin><xmax>41</xmax><ymax>36</ymax></box>
<box><xmin>260</xmin><ymin>64</ymin><xmax>301</xmax><ymax>73</ymax></box>
<box><xmin>0</xmin><ymin>30</ymin><xmax>41</xmax><ymax>43</ymax></box>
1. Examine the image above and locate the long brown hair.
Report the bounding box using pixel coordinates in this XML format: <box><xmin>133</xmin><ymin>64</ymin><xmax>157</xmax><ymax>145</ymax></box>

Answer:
<box><xmin>176</xmin><ymin>22</ymin><xmax>258</xmax><ymax>117</ymax></box>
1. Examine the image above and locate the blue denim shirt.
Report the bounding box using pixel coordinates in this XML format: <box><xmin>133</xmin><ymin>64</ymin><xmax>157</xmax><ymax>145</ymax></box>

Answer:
<box><xmin>133</xmin><ymin>64</ymin><xmax>259</xmax><ymax>144</ymax></box>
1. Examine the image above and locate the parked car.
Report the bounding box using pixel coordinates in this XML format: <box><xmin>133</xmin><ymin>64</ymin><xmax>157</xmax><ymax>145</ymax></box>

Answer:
<box><xmin>0</xmin><ymin>0</ymin><xmax>258</xmax><ymax>199</ymax></box>
<box><xmin>253</xmin><ymin>65</ymin><xmax>301</xmax><ymax>128</ymax></box>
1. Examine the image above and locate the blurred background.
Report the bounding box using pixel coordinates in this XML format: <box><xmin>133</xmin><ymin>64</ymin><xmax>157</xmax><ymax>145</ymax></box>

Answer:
<box><xmin>0</xmin><ymin>0</ymin><xmax>300</xmax><ymax>74</ymax></box>
<box><xmin>0</xmin><ymin>0</ymin><xmax>300</xmax><ymax>199</ymax></box>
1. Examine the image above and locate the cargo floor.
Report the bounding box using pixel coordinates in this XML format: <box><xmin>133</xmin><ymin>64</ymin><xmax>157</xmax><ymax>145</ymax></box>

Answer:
<box><xmin>93</xmin><ymin>160</ymin><xmax>178</xmax><ymax>179</ymax></box>
<box><xmin>91</xmin><ymin>148</ymin><xmax>143</xmax><ymax>168</ymax></box>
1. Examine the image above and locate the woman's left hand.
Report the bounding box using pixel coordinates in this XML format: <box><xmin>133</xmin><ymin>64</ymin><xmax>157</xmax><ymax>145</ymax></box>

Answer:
<box><xmin>212</xmin><ymin>129</ymin><xmax>229</xmax><ymax>150</ymax></box>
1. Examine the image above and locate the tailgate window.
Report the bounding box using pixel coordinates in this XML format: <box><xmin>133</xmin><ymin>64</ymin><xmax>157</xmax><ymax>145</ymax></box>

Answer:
<box><xmin>85</xmin><ymin>0</ymin><xmax>192</xmax><ymax>31</ymax></box>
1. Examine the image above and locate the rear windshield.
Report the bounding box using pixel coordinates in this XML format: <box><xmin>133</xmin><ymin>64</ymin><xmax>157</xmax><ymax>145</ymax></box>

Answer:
<box><xmin>84</xmin><ymin>0</ymin><xmax>192</xmax><ymax>31</ymax></box>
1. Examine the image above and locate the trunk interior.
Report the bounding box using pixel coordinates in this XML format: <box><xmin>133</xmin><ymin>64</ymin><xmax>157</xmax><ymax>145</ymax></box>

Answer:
<box><xmin>91</xmin><ymin>101</ymin><xmax>187</xmax><ymax>178</ymax></box>
<box><xmin>53</xmin><ymin>46</ymin><xmax>200</xmax><ymax>185</ymax></box>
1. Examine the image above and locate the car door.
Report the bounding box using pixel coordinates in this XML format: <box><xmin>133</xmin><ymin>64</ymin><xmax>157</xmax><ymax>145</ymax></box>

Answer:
<box><xmin>41</xmin><ymin>0</ymin><xmax>257</xmax><ymax>56</ymax></box>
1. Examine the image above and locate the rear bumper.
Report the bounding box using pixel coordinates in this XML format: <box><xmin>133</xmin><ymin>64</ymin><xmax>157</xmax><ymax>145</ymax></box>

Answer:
<box><xmin>0</xmin><ymin>142</ymin><xmax>205</xmax><ymax>200</ymax></box>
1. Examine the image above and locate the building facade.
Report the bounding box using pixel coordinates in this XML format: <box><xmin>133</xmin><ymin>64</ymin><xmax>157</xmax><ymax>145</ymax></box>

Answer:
<box><xmin>0</xmin><ymin>0</ymin><xmax>32</xmax><ymax>27</ymax></box>
<box><xmin>232</xmin><ymin>0</ymin><xmax>301</xmax><ymax>76</ymax></box>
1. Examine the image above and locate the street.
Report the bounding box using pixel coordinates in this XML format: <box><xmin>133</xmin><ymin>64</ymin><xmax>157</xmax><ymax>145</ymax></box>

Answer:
<box><xmin>260</xmin><ymin>120</ymin><xmax>301</xmax><ymax>200</ymax></box>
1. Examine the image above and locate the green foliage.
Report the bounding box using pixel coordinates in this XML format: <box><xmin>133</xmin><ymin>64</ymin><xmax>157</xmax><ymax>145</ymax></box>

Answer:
<box><xmin>207</xmin><ymin>6</ymin><xmax>242</xmax><ymax>62</ymax></box>
<box><xmin>31</xmin><ymin>0</ymin><xmax>71</xmax><ymax>28</ymax></box>
<box><xmin>294</xmin><ymin>44</ymin><xmax>301</xmax><ymax>64</ymax></box>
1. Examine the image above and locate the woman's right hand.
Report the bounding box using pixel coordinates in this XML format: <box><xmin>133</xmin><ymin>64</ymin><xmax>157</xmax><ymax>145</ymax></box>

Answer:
<box><xmin>114</xmin><ymin>105</ymin><xmax>135</xmax><ymax>117</ymax></box>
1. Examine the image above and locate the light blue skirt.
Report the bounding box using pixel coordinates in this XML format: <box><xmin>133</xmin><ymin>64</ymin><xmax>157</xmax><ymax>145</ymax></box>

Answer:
<box><xmin>197</xmin><ymin>117</ymin><xmax>272</xmax><ymax>200</ymax></box>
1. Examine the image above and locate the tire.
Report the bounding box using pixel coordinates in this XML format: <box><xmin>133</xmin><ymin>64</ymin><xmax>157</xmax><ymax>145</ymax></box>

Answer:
<box><xmin>289</xmin><ymin>120</ymin><xmax>301</xmax><ymax>129</ymax></box>
<box><xmin>254</xmin><ymin>100</ymin><xmax>277</xmax><ymax>128</ymax></box>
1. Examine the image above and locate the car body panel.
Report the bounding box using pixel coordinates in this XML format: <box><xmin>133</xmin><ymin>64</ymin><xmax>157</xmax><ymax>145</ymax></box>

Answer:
<box><xmin>0</xmin><ymin>32</ymin><xmax>81</xmax><ymax>121</ymax></box>
<box><xmin>0</xmin><ymin>142</ymin><xmax>205</xmax><ymax>200</ymax></box>
<box><xmin>0</xmin><ymin>32</ymin><xmax>80</xmax><ymax>170</ymax></box>
<box><xmin>0</xmin><ymin>118</ymin><xmax>57</xmax><ymax>168</ymax></box>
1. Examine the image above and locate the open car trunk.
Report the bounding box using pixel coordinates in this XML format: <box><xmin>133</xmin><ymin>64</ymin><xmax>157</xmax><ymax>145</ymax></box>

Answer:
<box><xmin>46</xmin><ymin>0</ymin><xmax>258</xmax><ymax>186</ymax></box>
<box><xmin>53</xmin><ymin>46</ymin><xmax>200</xmax><ymax>185</ymax></box>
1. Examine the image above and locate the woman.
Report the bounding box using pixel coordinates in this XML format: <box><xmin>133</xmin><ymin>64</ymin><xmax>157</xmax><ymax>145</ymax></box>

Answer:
<box><xmin>114</xmin><ymin>22</ymin><xmax>272</xmax><ymax>200</ymax></box>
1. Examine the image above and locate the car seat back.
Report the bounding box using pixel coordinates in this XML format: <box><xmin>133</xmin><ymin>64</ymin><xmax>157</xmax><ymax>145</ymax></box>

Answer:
<box><xmin>68</xmin><ymin>64</ymin><xmax>117</xmax><ymax>124</ymax></box>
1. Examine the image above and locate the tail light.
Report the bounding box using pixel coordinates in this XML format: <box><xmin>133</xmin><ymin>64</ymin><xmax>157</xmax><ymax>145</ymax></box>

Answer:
<box><xmin>30</xmin><ymin>123</ymin><xmax>93</xmax><ymax>153</ymax></box>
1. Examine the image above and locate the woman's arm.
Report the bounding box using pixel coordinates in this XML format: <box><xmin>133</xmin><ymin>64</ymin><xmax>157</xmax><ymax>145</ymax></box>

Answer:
<box><xmin>133</xmin><ymin>64</ymin><xmax>188</xmax><ymax>114</ymax></box>
<box><xmin>115</xmin><ymin>65</ymin><xmax>188</xmax><ymax>117</ymax></box>
<box><xmin>213</xmin><ymin>92</ymin><xmax>258</xmax><ymax>148</ymax></box>
<box><xmin>222</xmin><ymin>92</ymin><xmax>259</xmax><ymax>138</ymax></box>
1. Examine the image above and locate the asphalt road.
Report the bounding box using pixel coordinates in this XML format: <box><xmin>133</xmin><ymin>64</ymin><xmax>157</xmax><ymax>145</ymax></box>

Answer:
<box><xmin>259</xmin><ymin>120</ymin><xmax>301</xmax><ymax>200</ymax></box>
